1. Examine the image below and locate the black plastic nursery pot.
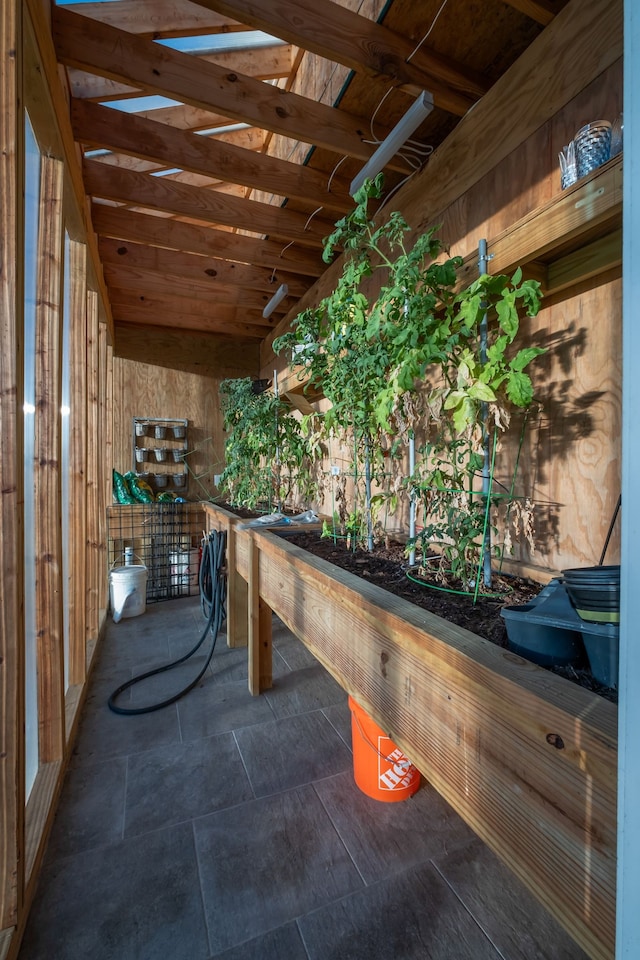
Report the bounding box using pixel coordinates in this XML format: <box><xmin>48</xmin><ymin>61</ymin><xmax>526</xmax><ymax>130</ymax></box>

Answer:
<box><xmin>501</xmin><ymin>576</ymin><xmax>620</xmax><ymax>689</ymax></box>
<box><xmin>561</xmin><ymin>564</ymin><xmax>620</xmax><ymax>624</ymax></box>
<box><xmin>501</xmin><ymin>580</ymin><xmax>586</xmax><ymax>668</ymax></box>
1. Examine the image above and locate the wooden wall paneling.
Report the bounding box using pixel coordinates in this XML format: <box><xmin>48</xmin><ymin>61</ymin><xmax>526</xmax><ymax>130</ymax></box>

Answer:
<box><xmin>34</xmin><ymin>155</ymin><xmax>64</xmax><ymax>765</ymax></box>
<box><xmin>98</xmin><ymin>322</ymin><xmax>110</xmax><ymax>614</ymax></box>
<box><xmin>111</xmin><ymin>355</ymin><xmax>226</xmax><ymax>503</ymax></box>
<box><xmin>67</xmin><ymin>240</ymin><xmax>87</xmax><ymax>688</ymax></box>
<box><xmin>113</xmin><ymin>324</ymin><xmax>260</xmax><ymax>380</ymax></box>
<box><xmin>0</xmin><ymin>0</ymin><xmax>23</xmax><ymax>939</ymax></box>
<box><xmin>530</xmin><ymin>274</ymin><xmax>622</xmax><ymax>570</ymax></box>
<box><xmin>85</xmin><ymin>289</ymin><xmax>100</xmax><ymax>650</ymax></box>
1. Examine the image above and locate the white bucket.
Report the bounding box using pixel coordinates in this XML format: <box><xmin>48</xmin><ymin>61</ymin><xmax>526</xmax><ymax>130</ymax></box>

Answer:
<box><xmin>169</xmin><ymin>549</ymin><xmax>200</xmax><ymax>596</ymax></box>
<box><xmin>109</xmin><ymin>564</ymin><xmax>148</xmax><ymax>622</ymax></box>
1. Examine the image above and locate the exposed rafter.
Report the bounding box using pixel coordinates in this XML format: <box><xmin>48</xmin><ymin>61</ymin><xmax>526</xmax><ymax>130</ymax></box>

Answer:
<box><xmin>190</xmin><ymin>0</ymin><xmax>488</xmax><ymax>110</ymax></box>
<box><xmin>52</xmin><ymin>7</ymin><xmax>416</xmax><ymax>162</ymax></box>
<box><xmin>110</xmin><ymin>295</ymin><xmax>268</xmax><ymax>337</ymax></box>
<box><xmin>499</xmin><ymin>0</ymin><xmax>561</xmax><ymax>26</ymax></box>
<box><xmin>60</xmin><ymin>0</ymin><xmax>250</xmax><ymax>38</ymax></box>
<box><xmin>97</xmin><ymin>238</ymin><xmax>313</xmax><ymax>298</ymax></box>
<box><xmin>49</xmin><ymin>0</ymin><xmax>558</xmax><ymax>352</ymax></box>
<box><xmin>104</xmin><ymin>264</ymin><xmax>289</xmax><ymax>316</ymax></box>
<box><xmin>83</xmin><ymin>160</ymin><xmax>335</xmax><ymax>248</ymax></box>
<box><xmin>71</xmin><ymin>99</ymin><xmax>353</xmax><ymax>213</ymax></box>
<box><xmin>67</xmin><ymin>43</ymin><xmax>293</xmax><ymax>101</ymax></box>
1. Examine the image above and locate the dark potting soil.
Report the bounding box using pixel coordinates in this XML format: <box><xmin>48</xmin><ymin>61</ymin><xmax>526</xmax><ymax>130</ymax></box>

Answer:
<box><xmin>281</xmin><ymin>531</ymin><xmax>618</xmax><ymax>704</ymax></box>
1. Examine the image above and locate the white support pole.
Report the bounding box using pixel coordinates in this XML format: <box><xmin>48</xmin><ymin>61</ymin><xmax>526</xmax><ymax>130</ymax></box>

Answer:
<box><xmin>478</xmin><ymin>239</ymin><xmax>492</xmax><ymax>588</ymax></box>
<box><xmin>617</xmin><ymin>3</ymin><xmax>640</xmax><ymax>956</ymax></box>
<box><xmin>409</xmin><ymin>435</ymin><xmax>416</xmax><ymax>566</ymax></box>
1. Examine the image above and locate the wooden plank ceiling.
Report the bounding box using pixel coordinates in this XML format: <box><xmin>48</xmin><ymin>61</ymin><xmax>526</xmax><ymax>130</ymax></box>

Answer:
<box><xmin>52</xmin><ymin>0</ymin><xmax>568</xmax><ymax>365</ymax></box>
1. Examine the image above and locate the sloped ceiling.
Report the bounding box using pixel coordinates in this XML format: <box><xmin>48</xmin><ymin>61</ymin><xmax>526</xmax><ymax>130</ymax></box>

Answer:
<box><xmin>51</xmin><ymin>0</ymin><xmax>568</xmax><ymax>369</ymax></box>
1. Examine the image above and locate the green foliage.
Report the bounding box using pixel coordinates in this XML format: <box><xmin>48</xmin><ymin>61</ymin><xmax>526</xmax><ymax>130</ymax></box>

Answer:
<box><xmin>219</xmin><ymin>377</ymin><xmax>320</xmax><ymax>510</ymax></box>
<box><xmin>272</xmin><ymin>176</ymin><xmax>545</xmax><ymax>576</ymax></box>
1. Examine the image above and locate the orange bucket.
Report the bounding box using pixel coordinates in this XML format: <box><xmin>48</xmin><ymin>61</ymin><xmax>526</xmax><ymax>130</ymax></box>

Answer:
<box><xmin>348</xmin><ymin>696</ymin><xmax>421</xmax><ymax>802</ymax></box>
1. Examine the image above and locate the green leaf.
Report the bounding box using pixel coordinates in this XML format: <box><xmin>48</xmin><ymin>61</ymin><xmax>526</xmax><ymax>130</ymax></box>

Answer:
<box><xmin>506</xmin><ymin>370</ymin><xmax>534</xmax><ymax>407</ymax></box>
<box><xmin>468</xmin><ymin>382</ymin><xmax>497</xmax><ymax>402</ymax></box>
<box><xmin>495</xmin><ymin>298</ymin><xmax>519</xmax><ymax>339</ymax></box>
<box><xmin>509</xmin><ymin>346</ymin><xmax>546</xmax><ymax>372</ymax></box>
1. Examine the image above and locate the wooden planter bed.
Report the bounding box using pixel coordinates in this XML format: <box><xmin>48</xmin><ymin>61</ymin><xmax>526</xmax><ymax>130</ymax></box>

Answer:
<box><xmin>202</xmin><ymin>503</ymin><xmax>617</xmax><ymax>960</ymax></box>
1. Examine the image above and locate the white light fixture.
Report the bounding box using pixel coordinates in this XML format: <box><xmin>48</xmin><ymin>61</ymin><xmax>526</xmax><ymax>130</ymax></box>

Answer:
<box><xmin>349</xmin><ymin>91</ymin><xmax>434</xmax><ymax>198</ymax></box>
<box><xmin>262</xmin><ymin>283</ymin><xmax>289</xmax><ymax>319</ymax></box>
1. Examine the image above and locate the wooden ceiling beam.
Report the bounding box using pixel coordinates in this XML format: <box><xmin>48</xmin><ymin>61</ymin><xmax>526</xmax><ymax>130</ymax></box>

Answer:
<box><xmin>498</xmin><ymin>0</ymin><xmax>562</xmax><ymax>26</ymax></box>
<box><xmin>60</xmin><ymin>0</ymin><xmax>250</xmax><ymax>38</ymax></box>
<box><xmin>113</xmin><ymin>323</ymin><xmax>261</xmax><ymax>378</ymax></box>
<box><xmin>52</xmin><ymin>6</ymin><xmax>413</xmax><ymax>162</ymax></box>
<box><xmin>91</xmin><ymin>205</ymin><xmax>325</xmax><ymax>276</ymax></box>
<box><xmin>191</xmin><ymin>0</ymin><xmax>487</xmax><ymax>110</ymax></box>
<box><xmin>111</xmin><ymin>296</ymin><xmax>267</xmax><ymax>338</ymax></box>
<box><xmin>71</xmin><ymin>99</ymin><xmax>352</xmax><ymax>213</ymax></box>
<box><xmin>67</xmin><ymin>45</ymin><xmax>293</xmax><ymax>102</ymax></box>
<box><xmin>104</xmin><ymin>264</ymin><xmax>285</xmax><ymax>315</ymax></box>
<box><xmin>83</xmin><ymin>160</ymin><xmax>334</xmax><ymax>248</ymax></box>
<box><xmin>97</xmin><ymin>237</ymin><xmax>312</xmax><ymax>297</ymax></box>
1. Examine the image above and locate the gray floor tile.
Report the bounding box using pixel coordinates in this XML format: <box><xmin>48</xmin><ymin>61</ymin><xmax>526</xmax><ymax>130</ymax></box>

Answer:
<box><xmin>234</xmin><ymin>710</ymin><xmax>352</xmax><ymax>797</ymax></box>
<box><xmin>433</xmin><ymin>837</ymin><xmax>590</xmax><ymax>959</ymax></box>
<box><xmin>178</xmin><ymin>676</ymin><xmax>276</xmax><ymax>741</ymax></box>
<box><xmin>208</xmin><ymin>922</ymin><xmax>308</xmax><ymax>960</ymax></box>
<box><xmin>208</xmin><ymin>643</ymin><xmax>251</xmax><ymax>683</ymax></box>
<box><xmin>322</xmin><ymin>700</ymin><xmax>353</xmax><ymax>749</ymax></box>
<box><xmin>315</xmin><ymin>770</ymin><xmax>476</xmax><ymax>883</ymax></box>
<box><xmin>264</xmin><ymin>663</ymin><xmax>346</xmax><ymax>719</ymax></box>
<box><xmin>194</xmin><ymin>785</ymin><xmax>363</xmax><ymax>955</ymax></box>
<box><xmin>167</xmin><ymin>622</ymin><xmax>225</xmax><ymax>660</ymax></box>
<box><xmin>126</xmin><ymin>654</ymin><xmax>214</xmax><ymax>709</ymax></box>
<box><xmin>298</xmin><ymin>860</ymin><xmax>501</xmax><ymax>960</ymax></box>
<box><xmin>45</xmin><ymin>757</ymin><xmax>126</xmax><ymax>861</ymax></box>
<box><xmin>72</xmin><ymin>692</ymin><xmax>181</xmax><ymax>765</ymax></box>
<box><xmin>272</xmin><ymin>628</ymin><xmax>319</xmax><ymax>671</ymax></box>
<box><xmin>124</xmin><ymin>732</ymin><xmax>254</xmax><ymax>838</ymax></box>
<box><xmin>19</xmin><ymin>822</ymin><xmax>210</xmax><ymax>960</ymax></box>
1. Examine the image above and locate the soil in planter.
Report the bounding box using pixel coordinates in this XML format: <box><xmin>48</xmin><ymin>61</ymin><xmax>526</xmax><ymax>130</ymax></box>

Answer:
<box><xmin>284</xmin><ymin>532</ymin><xmax>618</xmax><ymax>704</ymax></box>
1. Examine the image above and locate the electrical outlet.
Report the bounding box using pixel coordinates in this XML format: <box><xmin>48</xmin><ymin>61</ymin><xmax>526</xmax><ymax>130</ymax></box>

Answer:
<box><xmin>213</xmin><ymin>474</ymin><xmax>222</xmax><ymax>486</ymax></box>
<box><xmin>331</xmin><ymin>464</ymin><xmax>340</xmax><ymax>476</ymax></box>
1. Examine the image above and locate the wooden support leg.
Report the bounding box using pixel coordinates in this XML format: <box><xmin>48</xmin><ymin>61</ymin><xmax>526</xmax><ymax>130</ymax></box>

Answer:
<box><xmin>248</xmin><ymin>533</ymin><xmax>272</xmax><ymax>695</ymax></box>
<box><xmin>226</xmin><ymin>518</ymin><xmax>248</xmax><ymax>648</ymax></box>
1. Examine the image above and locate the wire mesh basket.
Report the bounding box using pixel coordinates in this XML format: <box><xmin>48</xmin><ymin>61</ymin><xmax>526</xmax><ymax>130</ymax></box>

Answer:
<box><xmin>575</xmin><ymin>121</ymin><xmax>611</xmax><ymax>179</ymax></box>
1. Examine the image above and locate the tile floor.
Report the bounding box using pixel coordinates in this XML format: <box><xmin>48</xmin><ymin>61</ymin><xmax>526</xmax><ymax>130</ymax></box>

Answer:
<box><xmin>19</xmin><ymin>596</ymin><xmax>589</xmax><ymax>960</ymax></box>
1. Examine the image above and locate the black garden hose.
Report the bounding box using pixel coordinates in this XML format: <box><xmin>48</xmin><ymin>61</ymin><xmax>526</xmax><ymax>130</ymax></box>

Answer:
<box><xmin>108</xmin><ymin>529</ymin><xmax>227</xmax><ymax>715</ymax></box>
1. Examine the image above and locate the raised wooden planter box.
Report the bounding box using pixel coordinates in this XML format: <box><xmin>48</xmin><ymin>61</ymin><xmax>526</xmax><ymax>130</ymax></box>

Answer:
<box><xmin>205</xmin><ymin>505</ymin><xmax>616</xmax><ymax>960</ymax></box>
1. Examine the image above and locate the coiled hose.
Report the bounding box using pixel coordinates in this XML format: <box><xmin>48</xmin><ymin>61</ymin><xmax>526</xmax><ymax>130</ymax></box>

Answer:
<box><xmin>108</xmin><ymin>529</ymin><xmax>227</xmax><ymax>715</ymax></box>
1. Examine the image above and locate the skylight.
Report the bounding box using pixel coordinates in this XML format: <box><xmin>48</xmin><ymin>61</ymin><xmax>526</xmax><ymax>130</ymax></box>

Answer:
<box><xmin>157</xmin><ymin>32</ymin><xmax>284</xmax><ymax>56</ymax></box>
<box><xmin>102</xmin><ymin>96</ymin><xmax>183</xmax><ymax>114</ymax></box>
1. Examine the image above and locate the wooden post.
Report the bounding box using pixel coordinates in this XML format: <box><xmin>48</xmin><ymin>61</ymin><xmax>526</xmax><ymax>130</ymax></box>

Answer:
<box><xmin>85</xmin><ymin>289</ymin><xmax>100</xmax><ymax>651</ymax></box>
<box><xmin>97</xmin><ymin>321</ymin><xmax>110</xmax><ymax>615</ymax></box>
<box><xmin>226</xmin><ymin>516</ymin><xmax>248</xmax><ymax>648</ymax></box>
<box><xmin>67</xmin><ymin>240</ymin><xmax>87</xmax><ymax>688</ymax></box>
<box><xmin>247</xmin><ymin>532</ymin><xmax>272</xmax><ymax>696</ymax></box>
<box><xmin>34</xmin><ymin>155</ymin><xmax>64</xmax><ymax>765</ymax></box>
<box><xmin>0</xmin><ymin>0</ymin><xmax>23</xmax><ymax>934</ymax></box>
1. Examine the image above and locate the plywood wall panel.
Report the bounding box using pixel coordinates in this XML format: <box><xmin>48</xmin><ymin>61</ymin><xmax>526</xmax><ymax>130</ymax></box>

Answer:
<box><xmin>112</xmin><ymin>357</ymin><xmax>226</xmax><ymax>502</ymax></box>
